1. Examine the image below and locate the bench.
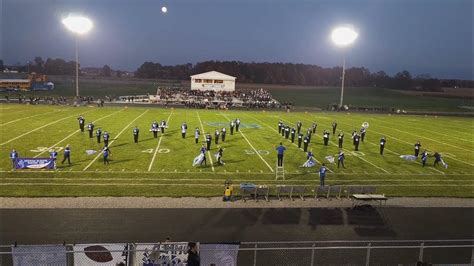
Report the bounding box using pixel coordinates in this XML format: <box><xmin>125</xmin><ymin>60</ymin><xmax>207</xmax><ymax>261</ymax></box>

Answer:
<box><xmin>351</xmin><ymin>194</ymin><xmax>388</xmax><ymax>207</ymax></box>
<box><xmin>255</xmin><ymin>185</ymin><xmax>270</xmax><ymax>202</ymax></box>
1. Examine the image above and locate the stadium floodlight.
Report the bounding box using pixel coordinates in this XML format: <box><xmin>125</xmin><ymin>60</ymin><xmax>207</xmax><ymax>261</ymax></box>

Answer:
<box><xmin>161</xmin><ymin>6</ymin><xmax>168</xmax><ymax>13</ymax></box>
<box><xmin>62</xmin><ymin>15</ymin><xmax>93</xmax><ymax>99</ymax></box>
<box><xmin>331</xmin><ymin>25</ymin><xmax>357</xmax><ymax>109</ymax></box>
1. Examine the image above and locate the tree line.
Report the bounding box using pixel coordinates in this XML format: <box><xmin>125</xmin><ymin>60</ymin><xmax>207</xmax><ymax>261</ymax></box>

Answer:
<box><xmin>2</xmin><ymin>57</ymin><xmax>472</xmax><ymax>90</ymax></box>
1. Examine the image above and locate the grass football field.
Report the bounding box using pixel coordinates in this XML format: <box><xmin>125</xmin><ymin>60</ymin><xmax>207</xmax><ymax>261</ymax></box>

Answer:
<box><xmin>0</xmin><ymin>104</ymin><xmax>473</xmax><ymax>197</ymax></box>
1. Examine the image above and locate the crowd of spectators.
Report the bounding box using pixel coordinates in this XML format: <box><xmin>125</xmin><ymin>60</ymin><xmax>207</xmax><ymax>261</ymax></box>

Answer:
<box><xmin>152</xmin><ymin>87</ymin><xmax>284</xmax><ymax>109</ymax></box>
<box><xmin>2</xmin><ymin>94</ymin><xmax>112</xmax><ymax>106</ymax></box>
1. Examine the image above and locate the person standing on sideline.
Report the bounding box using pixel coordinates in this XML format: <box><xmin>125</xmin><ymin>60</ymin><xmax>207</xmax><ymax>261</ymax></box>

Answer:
<box><xmin>276</xmin><ymin>142</ymin><xmax>286</xmax><ymax>167</ymax></box>
<box><xmin>103</xmin><ymin>146</ymin><xmax>111</xmax><ymax>165</ymax></box>
<box><xmin>230</xmin><ymin>120</ymin><xmax>235</xmax><ymax>135</ymax></box>
<box><xmin>133</xmin><ymin>126</ymin><xmax>139</xmax><ymax>143</ymax></box>
<box><xmin>380</xmin><ymin>136</ymin><xmax>386</xmax><ymax>155</ymax></box>
<box><xmin>87</xmin><ymin>122</ymin><xmax>94</xmax><ymax>138</ymax></box>
<box><xmin>9</xmin><ymin>149</ymin><xmax>18</xmax><ymax>169</ymax></box>
<box><xmin>421</xmin><ymin>150</ymin><xmax>428</xmax><ymax>167</ymax></box>
<box><xmin>61</xmin><ymin>145</ymin><xmax>71</xmax><ymax>165</ymax></box>
<box><xmin>221</xmin><ymin>127</ymin><xmax>226</xmax><ymax>142</ymax></box>
<box><xmin>414</xmin><ymin>141</ymin><xmax>421</xmax><ymax>157</ymax></box>
<box><xmin>194</xmin><ymin>128</ymin><xmax>200</xmax><ymax>144</ymax></box>
<box><xmin>338</xmin><ymin>131</ymin><xmax>344</xmax><ymax>148</ymax></box>
<box><xmin>337</xmin><ymin>150</ymin><xmax>345</xmax><ymax>168</ymax></box>
<box><xmin>332</xmin><ymin>121</ymin><xmax>337</xmax><ymax>135</ymax></box>
<box><xmin>319</xmin><ymin>164</ymin><xmax>328</xmax><ymax>187</ymax></box>
<box><xmin>235</xmin><ymin>118</ymin><xmax>241</xmax><ymax>131</ymax></box>
<box><xmin>78</xmin><ymin>115</ymin><xmax>85</xmax><ymax>132</ymax></box>
<box><xmin>96</xmin><ymin>128</ymin><xmax>102</xmax><ymax>144</ymax></box>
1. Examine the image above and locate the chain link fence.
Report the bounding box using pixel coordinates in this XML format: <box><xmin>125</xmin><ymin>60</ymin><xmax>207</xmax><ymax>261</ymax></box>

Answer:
<box><xmin>0</xmin><ymin>240</ymin><xmax>472</xmax><ymax>266</ymax></box>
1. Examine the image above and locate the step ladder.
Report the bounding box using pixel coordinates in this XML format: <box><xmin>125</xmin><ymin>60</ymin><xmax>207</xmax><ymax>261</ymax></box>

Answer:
<box><xmin>275</xmin><ymin>165</ymin><xmax>285</xmax><ymax>180</ymax></box>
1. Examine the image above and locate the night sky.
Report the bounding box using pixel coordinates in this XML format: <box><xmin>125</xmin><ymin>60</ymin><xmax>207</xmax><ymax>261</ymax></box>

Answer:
<box><xmin>2</xmin><ymin>0</ymin><xmax>472</xmax><ymax>79</ymax></box>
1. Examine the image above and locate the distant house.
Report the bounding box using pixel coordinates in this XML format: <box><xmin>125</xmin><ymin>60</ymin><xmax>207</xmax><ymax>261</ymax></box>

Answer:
<box><xmin>190</xmin><ymin>71</ymin><xmax>236</xmax><ymax>92</ymax></box>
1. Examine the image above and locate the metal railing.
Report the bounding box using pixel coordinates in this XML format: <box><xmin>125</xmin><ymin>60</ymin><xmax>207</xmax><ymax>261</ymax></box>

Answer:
<box><xmin>0</xmin><ymin>239</ymin><xmax>472</xmax><ymax>265</ymax></box>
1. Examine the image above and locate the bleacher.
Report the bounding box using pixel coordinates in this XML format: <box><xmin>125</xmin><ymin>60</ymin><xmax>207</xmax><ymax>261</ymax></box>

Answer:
<box><xmin>238</xmin><ymin>183</ymin><xmax>387</xmax><ymax>207</ymax></box>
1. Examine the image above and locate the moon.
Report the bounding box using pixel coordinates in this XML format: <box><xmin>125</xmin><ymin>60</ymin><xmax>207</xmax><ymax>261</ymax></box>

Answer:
<box><xmin>161</xmin><ymin>6</ymin><xmax>167</xmax><ymax>13</ymax></box>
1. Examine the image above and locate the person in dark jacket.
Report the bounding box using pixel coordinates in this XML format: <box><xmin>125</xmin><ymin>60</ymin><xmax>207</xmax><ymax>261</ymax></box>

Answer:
<box><xmin>187</xmin><ymin>242</ymin><xmax>200</xmax><ymax>266</ymax></box>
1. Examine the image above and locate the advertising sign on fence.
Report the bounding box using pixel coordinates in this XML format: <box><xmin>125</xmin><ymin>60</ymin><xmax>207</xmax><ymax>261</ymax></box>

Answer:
<box><xmin>134</xmin><ymin>242</ymin><xmax>189</xmax><ymax>266</ymax></box>
<box><xmin>12</xmin><ymin>245</ymin><xmax>67</xmax><ymax>266</ymax></box>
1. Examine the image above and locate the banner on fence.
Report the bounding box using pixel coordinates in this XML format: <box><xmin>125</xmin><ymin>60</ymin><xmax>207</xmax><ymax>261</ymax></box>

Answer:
<box><xmin>200</xmin><ymin>244</ymin><xmax>239</xmax><ymax>266</ymax></box>
<box><xmin>12</xmin><ymin>245</ymin><xmax>67</xmax><ymax>266</ymax></box>
<box><xmin>73</xmin><ymin>244</ymin><xmax>128</xmax><ymax>265</ymax></box>
<box><xmin>134</xmin><ymin>242</ymin><xmax>189</xmax><ymax>266</ymax></box>
<box><xmin>14</xmin><ymin>158</ymin><xmax>55</xmax><ymax>169</ymax></box>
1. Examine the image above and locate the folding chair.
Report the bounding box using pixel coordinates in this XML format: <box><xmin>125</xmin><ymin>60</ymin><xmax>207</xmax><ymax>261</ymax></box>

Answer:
<box><xmin>291</xmin><ymin>186</ymin><xmax>306</xmax><ymax>201</ymax></box>
<box><xmin>276</xmin><ymin>185</ymin><xmax>292</xmax><ymax>201</ymax></box>
<box><xmin>240</xmin><ymin>185</ymin><xmax>256</xmax><ymax>202</ymax></box>
<box><xmin>314</xmin><ymin>186</ymin><xmax>330</xmax><ymax>200</ymax></box>
<box><xmin>255</xmin><ymin>186</ymin><xmax>270</xmax><ymax>202</ymax></box>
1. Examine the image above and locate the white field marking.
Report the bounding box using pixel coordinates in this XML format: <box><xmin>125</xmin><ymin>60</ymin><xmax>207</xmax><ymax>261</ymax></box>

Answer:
<box><xmin>364</xmin><ymin>138</ymin><xmax>446</xmax><ymax>175</ymax></box>
<box><xmin>1</xmin><ymin>183</ymin><xmax>472</xmax><ymax>187</ymax></box>
<box><xmin>280</xmin><ymin>117</ymin><xmax>390</xmax><ymax>174</ymax></box>
<box><xmin>248</xmin><ymin>114</ymin><xmax>333</xmax><ymax>173</ymax></box>
<box><xmin>4</xmin><ymin>177</ymin><xmax>472</xmax><ymax>182</ymax></box>
<box><xmin>34</xmin><ymin>109</ymin><xmax>125</xmax><ymax>158</ymax></box>
<box><xmin>368</xmin><ymin>118</ymin><xmax>472</xmax><ymax>152</ymax></box>
<box><xmin>148</xmin><ymin>112</ymin><xmax>173</xmax><ymax>171</ymax></box>
<box><xmin>83</xmin><ymin>110</ymin><xmax>149</xmax><ymax>171</ymax></box>
<box><xmin>196</xmin><ymin>111</ymin><xmax>215</xmax><ymax>171</ymax></box>
<box><xmin>2</xmin><ymin>169</ymin><xmax>471</xmax><ymax>176</ymax></box>
<box><xmin>0</xmin><ymin>110</ymin><xmax>62</xmax><ymax>127</ymax></box>
<box><xmin>0</xmin><ymin>110</ymin><xmax>93</xmax><ymax>146</ymax></box>
<box><xmin>221</xmin><ymin>113</ymin><xmax>274</xmax><ymax>172</ymax></box>
<box><xmin>312</xmin><ymin>115</ymin><xmax>474</xmax><ymax>167</ymax></box>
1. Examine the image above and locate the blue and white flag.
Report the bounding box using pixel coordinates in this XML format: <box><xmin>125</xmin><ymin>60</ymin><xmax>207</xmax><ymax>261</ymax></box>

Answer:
<box><xmin>193</xmin><ymin>153</ymin><xmax>205</xmax><ymax>166</ymax></box>
<box><xmin>400</xmin><ymin>155</ymin><xmax>417</xmax><ymax>161</ymax></box>
<box><xmin>302</xmin><ymin>157</ymin><xmax>316</xmax><ymax>168</ymax></box>
<box><xmin>325</xmin><ymin>156</ymin><xmax>335</xmax><ymax>164</ymax></box>
<box><xmin>14</xmin><ymin>158</ymin><xmax>55</xmax><ymax>169</ymax></box>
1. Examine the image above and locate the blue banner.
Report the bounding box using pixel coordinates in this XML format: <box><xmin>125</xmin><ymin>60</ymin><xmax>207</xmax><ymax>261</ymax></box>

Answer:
<box><xmin>14</xmin><ymin>158</ymin><xmax>55</xmax><ymax>169</ymax></box>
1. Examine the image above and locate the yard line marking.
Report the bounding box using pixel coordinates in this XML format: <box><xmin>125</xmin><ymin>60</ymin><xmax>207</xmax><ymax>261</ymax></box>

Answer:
<box><xmin>6</xmin><ymin>177</ymin><xmax>472</xmax><ymax>182</ymax></box>
<box><xmin>0</xmin><ymin>110</ymin><xmax>62</xmax><ymax>127</ymax></box>
<box><xmin>34</xmin><ymin>109</ymin><xmax>125</xmax><ymax>158</ymax></box>
<box><xmin>83</xmin><ymin>110</ymin><xmax>149</xmax><ymax>171</ymax></box>
<box><xmin>314</xmin><ymin>115</ymin><xmax>474</xmax><ymax>167</ymax></box>
<box><xmin>196</xmin><ymin>111</ymin><xmax>215</xmax><ymax>171</ymax></box>
<box><xmin>221</xmin><ymin>113</ymin><xmax>274</xmax><ymax>172</ymax></box>
<box><xmin>148</xmin><ymin>112</ymin><xmax>173</xmax><ymax>171</ymax></box>
<box><xmin>0</xmin><ymin>110</ymin><xmax>93</xmax><ymax>146</ymax></box>
<box><xmin>281</xmin><ymin>117</ymin><xmax>389</xmax><ymax>173</ymax></box>
<box><xmin>2</xmin><ymin>169</ymin><xmax>469</xmax><ymax>176</ymax></box>
<box><xmin>1</xmin><ymin>183</ymin><xmax>472</xmax><ymax>187</ymax></box>
<box><xmin>250</xmin><ymin>115</ymin><xmax>332</xmax><ymax>172</ymax></box>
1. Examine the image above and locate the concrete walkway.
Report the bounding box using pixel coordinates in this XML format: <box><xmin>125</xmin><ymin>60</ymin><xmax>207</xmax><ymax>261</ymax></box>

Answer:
<box><xmin>1</xmin><ymin>197</ymin><xmax>472</xmax><ymax>208</ymax></box>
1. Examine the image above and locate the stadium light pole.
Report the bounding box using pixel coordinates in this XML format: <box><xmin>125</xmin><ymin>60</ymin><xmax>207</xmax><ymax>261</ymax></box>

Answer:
<box><xmin>62</xmin><ymin>15</ymin><xmax>93</xmax><ymax>99</ymax></box>
<box><xmin>331</xmin><ymin>26</ymin><xmax>358</xmax><ymax>109</ymax></box>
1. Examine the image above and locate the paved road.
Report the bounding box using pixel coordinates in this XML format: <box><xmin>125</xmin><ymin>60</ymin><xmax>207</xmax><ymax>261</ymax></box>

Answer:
<box><xmin>0</xmin><ymin>207</ymin><xmax>472</xmax><ymax>264</ymax></box>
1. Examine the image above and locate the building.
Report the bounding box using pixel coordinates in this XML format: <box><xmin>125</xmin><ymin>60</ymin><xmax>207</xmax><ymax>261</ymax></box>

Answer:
<box><xmin>190</xmin><ymin>71</ymin><xmax>236</xmax><ymax>92</ymax></box>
